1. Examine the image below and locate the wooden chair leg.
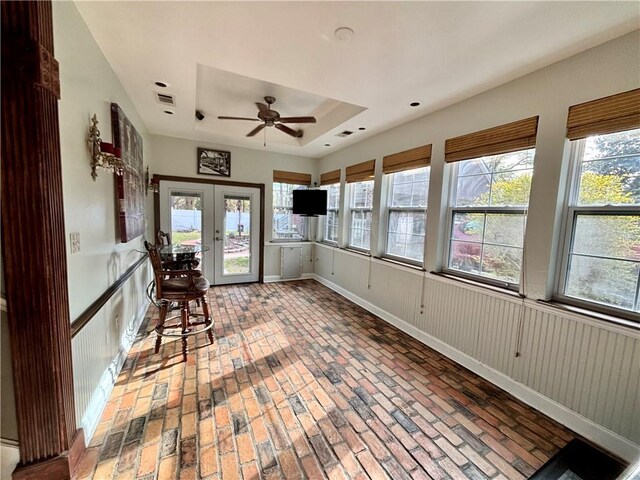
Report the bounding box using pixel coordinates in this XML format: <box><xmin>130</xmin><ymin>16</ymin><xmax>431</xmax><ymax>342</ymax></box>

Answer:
<box><xmin>155</xmin><ymin>301</ymin><xmax>168</xmax><ymax>354</ymax></box>
<box><xmin>201</xmin><ymin>295</ymin><xmax>214</xmax><ymax>345</ymax></box>
<box><xmin>181</xmin><ymin>302</ymin><xmax>189</xmax><ymax>362</ymax></box>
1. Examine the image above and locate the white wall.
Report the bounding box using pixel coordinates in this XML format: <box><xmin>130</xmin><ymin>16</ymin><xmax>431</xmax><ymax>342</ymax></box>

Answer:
<box><xmin>314</xmin><ymin>31</ymin><xmax>640</xmax><ymax>461</ymax></box>
<box><xmin>54</xmin><ymin>1</ymin><xmax>152</xmax><ymax>442</ymax></box>
<box><xmin>149</xmin><ymin>134</ymin><xmax>317</xmax><ymax>278</ymax></box>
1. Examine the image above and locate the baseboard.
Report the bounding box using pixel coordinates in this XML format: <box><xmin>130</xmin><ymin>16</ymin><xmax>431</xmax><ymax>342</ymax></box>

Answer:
<box><xmin>80</xmin><ymin>298</ymin><xmax>149</xmax><ymax>445</ymax></box>
<box><xmin>264</xmin><ymin>273</ymin><xmax>315</xmax><ymax>283</ymax></box>
<box><xmin>311</xmin><ymin>274</ymin><xmax>640</xmax><ymax>463</ymax></box>
<box><xmin>1</xmin><ymin>438</ymin><xmax>19</xmax><ymax>480</ymax></box>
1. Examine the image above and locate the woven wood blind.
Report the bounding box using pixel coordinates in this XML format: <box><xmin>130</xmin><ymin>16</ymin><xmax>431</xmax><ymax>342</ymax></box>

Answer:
<box><xmin>445</xmin><ymin>116</ymin><xmax>539</xmax><ymax>163</ymax></box>
<box><xmin>320</xmin><ymin>169</ymin><xmax>340</xmax><ymax>185</ymax></box>
<box><xmin>345</xmin><ymin>159</ymin><xmax>375</xmax><ymax>183</ymax></box>
<box><xmin>567</xmin><ymin>88</ymin><xmax>640</xmax><ymax>140</ymax></box>
<box><xmin>383</xmin><ymin>144</ymin><xmax>432</xmax><ymax>174</ymax></box>
<box><xmin>273</xmin><ymin>170</ymin><xmax>312</xmax><ymax>185</ymax></box>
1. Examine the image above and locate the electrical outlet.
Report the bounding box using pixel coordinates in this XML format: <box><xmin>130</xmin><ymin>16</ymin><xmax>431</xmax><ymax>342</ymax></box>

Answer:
<box><xmin>70</xmin><ymin>232</ymin><xmax>80</xmax><ymax>254</ymax></box>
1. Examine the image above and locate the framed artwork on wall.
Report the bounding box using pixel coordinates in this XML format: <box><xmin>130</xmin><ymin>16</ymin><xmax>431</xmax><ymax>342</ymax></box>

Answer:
<box><xmin>111</xmin><ymin>103</ymin><xmax>145</xmax><ymax>243</ymax></box>
<box><xmin>198</xmin><ymin>148</ymin><xmax>231</xmax><ymax>177</ymax></box>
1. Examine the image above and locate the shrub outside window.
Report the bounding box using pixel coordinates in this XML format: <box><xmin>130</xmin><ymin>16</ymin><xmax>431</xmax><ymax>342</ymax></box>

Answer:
<box><xmin>273</xmin><ymin>182</ymin><xmax>306</xmax><ymax>240</ymax></box>
<box><xmin>446</xmin><ymin>149</ymin><xmax>535</xmax><ymax>287</ymax></box>
<box><xmin>559</xmin><ymin>128</ymin><xmax>640</xmax><ymax>316</ymax></box>
<box><xmin>322</xmin><ymin>183</ymin><xmax>340</xmax><ymax>243</ymax></box>
<box><xmin>349</xmin><ymin>180</ymin><xmax>374</xmax><ymax>251</ymax></box>
<box><xmin>385</xmin><ymin>167</ymin><xmax>430</xmax><ymax>264</ymax></box>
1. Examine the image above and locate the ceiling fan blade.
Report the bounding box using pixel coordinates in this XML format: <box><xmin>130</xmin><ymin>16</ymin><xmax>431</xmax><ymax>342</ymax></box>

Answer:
<box><xmin>278</xmin><ymin>116</ymin><xmax>317</xmax><ymax>124</ymax></box>
<box><xmin>217</xmin><ymin>116</ymin><xmax>260</xmax><ymax>121</ymax></box>
<box><xmin>246</xmin><ymin>124</ymin><xmax>266</xmax><ymax>137</ymax></box>
<box><xmin>275</xmin><ymin>123</ymin><xmax>303</xmax><ymax>138</ymax></box>
<box><xmin>256</xmin><ymin>102</ymin><xmax>270</xmax><ymax>114</ymax></box>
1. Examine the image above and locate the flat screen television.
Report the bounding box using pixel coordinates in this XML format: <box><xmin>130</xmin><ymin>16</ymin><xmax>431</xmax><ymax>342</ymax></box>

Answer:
<box><xmin>292</xmin><ymin>189</ymin><xmax>327</xmax><ymax>216</ymax></box>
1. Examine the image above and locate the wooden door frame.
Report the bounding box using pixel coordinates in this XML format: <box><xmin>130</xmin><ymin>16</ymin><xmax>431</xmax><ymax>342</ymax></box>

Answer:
<box><xmin>153</xmin><ymin>174</ymin><xmax>266</xmax><ymax>282</ymax></box>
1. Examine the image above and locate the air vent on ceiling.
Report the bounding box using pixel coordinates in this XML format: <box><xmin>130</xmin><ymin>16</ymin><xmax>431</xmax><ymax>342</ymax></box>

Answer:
<box><xmin>155</xmin><ymin>92</ymin><xmax>176</xmax><ymax>106</ymax></box>
<box><xmin>336</xmin><ymin>130</ymin><xmax>354</xmax><ymax>137</ymax></box>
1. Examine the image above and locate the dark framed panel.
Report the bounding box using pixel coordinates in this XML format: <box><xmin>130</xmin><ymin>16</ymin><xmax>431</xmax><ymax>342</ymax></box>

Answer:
<box><xmin>197</xmin><ymin>148</ymin><xmax>231</xmax><ymax>177</ymax></box>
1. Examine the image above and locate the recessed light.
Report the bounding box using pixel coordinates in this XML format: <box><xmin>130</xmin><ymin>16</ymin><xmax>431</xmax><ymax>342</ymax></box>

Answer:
<box><xmin>164</xmin><ymin>110</ymin><xmax>174</xmax><ymax>115</ymax></box>
<box><xmin>358</xmin><ymin>127</ymin><xmax>366</xmax><ymax>131</ymax></box>
<box><xmin>325</xmin><ymin>144</ymin><xmax>331</xmax><ymax>147</ymax></box>
<box><xmin>334</xmin><ymin>27</ymin><xmax>355</xmax><ymax>41</ymax></box>
<box><xmin>410</xmin><ymin>102</ymin><xmax>420</xmax><ymax>107</ymax></box>
<box><xmin>155</xmin><ymin>81</ymin><xmax>168</xmax><ymax>88</ymax></box>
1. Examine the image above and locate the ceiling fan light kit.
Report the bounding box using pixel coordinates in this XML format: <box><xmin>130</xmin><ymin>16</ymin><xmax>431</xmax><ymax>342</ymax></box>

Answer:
<box><xmin>218</xmin><ymin>96</ymin><xmax>316</xmax><ymax>140</ymax></box>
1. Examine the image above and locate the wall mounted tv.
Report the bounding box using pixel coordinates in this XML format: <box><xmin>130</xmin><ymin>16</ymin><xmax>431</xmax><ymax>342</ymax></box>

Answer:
<box><xmin>292</xmin><ymin>189</ymin><xmax>327</xmax><ymax>216</ymax></box>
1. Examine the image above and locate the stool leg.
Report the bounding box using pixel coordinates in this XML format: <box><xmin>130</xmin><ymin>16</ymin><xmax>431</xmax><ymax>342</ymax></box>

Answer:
<box><xmin>202</xmin><ymin>295</ymin><xmax>214</xmax><ymax>345</ymax></box>
<box><xmin>181</xmin><ymin>302</ymin><xmax>189</xmax><ymax>362</ymax></box>
<box><xmin>155</xmin><ymin>301</ymin><xmax>168</xmax><ymax>354</ymax></box>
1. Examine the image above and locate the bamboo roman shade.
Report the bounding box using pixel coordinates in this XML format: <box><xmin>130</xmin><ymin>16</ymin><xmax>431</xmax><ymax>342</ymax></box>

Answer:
<box><xmin>445</xmin><ymin>116</ymin><xmax>539</xmax><ymax>163</ymax></box>
<box><xmin>566</xmin><ymin>88</ymin><xmax>640</xmax><ymax>140</ymax></box>
<box><xmin>345</xmin><ymin>159</ymin><xmax>375</xmax><ymax>183</ymax></box>
<box><xmin>383</xmin><ymin>144</ymin><xmax>432</xmax><ymax>174</ymax></box>
<box><xmin>273</xmin><ymin>170</ymin><xmax>312</xmax><ymax>185</ymax></box>
<box><xmin>320</xmin><ymin>169</ymin><xmax>340</xmax><ymax>185</ymax></box>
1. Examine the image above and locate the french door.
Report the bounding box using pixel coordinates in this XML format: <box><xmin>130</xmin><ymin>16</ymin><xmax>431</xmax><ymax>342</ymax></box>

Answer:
<box><xmin>159</xmin><ymin>181</ymin><xmax>261</xmax><ymax>285</ymax></box>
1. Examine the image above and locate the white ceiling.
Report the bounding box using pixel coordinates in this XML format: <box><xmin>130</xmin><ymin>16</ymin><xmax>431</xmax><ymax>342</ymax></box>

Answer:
<box><xmin>75</xmin><ymin>1</ymin><xmax>639</xmax><ymax>158</ymax></box>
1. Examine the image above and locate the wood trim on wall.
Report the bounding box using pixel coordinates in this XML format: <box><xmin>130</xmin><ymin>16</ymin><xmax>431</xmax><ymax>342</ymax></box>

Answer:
<box><xmin>70</xmin><ymin>254</ymin><xmax>148</xmax><ymax>338</ymax></box>
<box><xmin>152</xmin><ymin>174</ymin><xmax>266</xmax><ymax>282</ymax></box>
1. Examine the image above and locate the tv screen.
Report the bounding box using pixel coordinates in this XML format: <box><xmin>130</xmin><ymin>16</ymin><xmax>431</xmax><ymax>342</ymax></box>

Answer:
<box><xmin>292</xmin><ymin>189</ymin><xmax>327</xmax><ymax>216</ymax></box>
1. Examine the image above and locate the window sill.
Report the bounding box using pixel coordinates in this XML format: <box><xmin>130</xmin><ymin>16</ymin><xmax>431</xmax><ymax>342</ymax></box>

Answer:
<box><xmin>267</xmin><ymin>240</ymin><xmax>311</xmax><ymax>246</ymax></box>
<box><xmin>375</xmin><ymin>255</ymin><xmax>424</xmax><ymax>272</ymax></box>
<box><xmin>344</xmin><ymin>247</ymin><xmax>371</xmax><ymax>257</ymax></box>
<box><xmin>431</xmin><ymin>271</ymin><xmax>522</xmax><ymax>299</ymax></box>
<box><xmin>540</xmin><ymin>299</ymin><xmax>639</xmax><ymax>330</ymax></box>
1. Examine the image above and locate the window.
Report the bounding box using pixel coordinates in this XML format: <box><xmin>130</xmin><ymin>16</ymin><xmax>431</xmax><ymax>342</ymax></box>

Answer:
<box><xmin>559</xmin><ymin>128</ymin><xmax>640</xmax><ymax>315</ymax></box>
<box><xmin>273</xmin><ymin>182</ymin><xmax>306</xmax><ymax>240</ymax></box>
<box><xmin>446</xmin><ymin>149</ymin><xmax>535</xmax><ymax>287</ymax></box>
<box><xmin>385</xmin><ymin>167</ymin><xmax>430</xmax><ymax>263</ymax></box>
<box><xmin>348</xmin><ymin>180</ymin><xmax>374</xmax><ymax>250</ymax></box>
<box><xmin>322</xmin><ymin>183</ymin><xmax>340</xmax><ymax>243</ymax></box>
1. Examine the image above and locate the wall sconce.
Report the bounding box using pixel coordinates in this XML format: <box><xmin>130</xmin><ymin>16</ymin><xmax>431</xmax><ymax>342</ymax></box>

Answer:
<box><xmin>88</xmin><ymin>114</ymin><xmax>124</xmax><ymax>181</ymax></box>
<box><xmin>145</xmin><ymin>166</ymin><xmax>159</xmax><ymax>194</ymax></box>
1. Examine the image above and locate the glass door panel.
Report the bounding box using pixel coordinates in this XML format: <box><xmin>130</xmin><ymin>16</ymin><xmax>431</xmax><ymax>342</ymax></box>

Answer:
<box><xmin>223</xmin><ymin>195</ymin><xmax>252</xmax><ymax>275</ymax></box>
<box><xmin>170</xmin><ymin>191</ymin><xmax>203</xmax><ymax>269</ymax></box>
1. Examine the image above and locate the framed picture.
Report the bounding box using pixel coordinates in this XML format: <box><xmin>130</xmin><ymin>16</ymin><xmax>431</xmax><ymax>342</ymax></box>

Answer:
<box><xmin>111</xmin><ymin>103</ymin><xmax>145</xmax><ymax>243</ymax></box>
<box><xmin>198</xmin><ymin>148</ymin><xmax>231</xmax><ymax>177</ymax></box>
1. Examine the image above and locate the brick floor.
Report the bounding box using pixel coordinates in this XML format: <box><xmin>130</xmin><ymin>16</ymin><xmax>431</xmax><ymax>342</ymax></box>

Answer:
<box><xmin>77</xmin><ymin>280</ymin><xmax>575</xmax><ymax>479</ymax></box>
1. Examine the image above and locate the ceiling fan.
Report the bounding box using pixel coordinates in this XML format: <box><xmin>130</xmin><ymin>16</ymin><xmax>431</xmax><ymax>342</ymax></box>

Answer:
<box><xmin>218</xmin><ymin>96</ymin><xmax>316</xmax><ymax>138</ymax></box>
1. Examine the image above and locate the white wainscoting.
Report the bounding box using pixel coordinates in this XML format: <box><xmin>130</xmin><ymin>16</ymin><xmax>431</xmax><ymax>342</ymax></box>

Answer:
<box><xmin>313</xmin><ymin>243</ymin><xmax>640</xmax><ymax>462</ymax></box>
<box><xmin>71</xmin><ymin>262</ymin><xmax>151</xmax><ymax>443</ymax></box>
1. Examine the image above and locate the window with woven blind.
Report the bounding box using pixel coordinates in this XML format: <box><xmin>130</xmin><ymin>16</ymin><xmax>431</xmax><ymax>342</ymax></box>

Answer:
<box><xmin>557</xmin><ymin>90</ymin><xmax>640</xmax><ymax>320</ymax></box>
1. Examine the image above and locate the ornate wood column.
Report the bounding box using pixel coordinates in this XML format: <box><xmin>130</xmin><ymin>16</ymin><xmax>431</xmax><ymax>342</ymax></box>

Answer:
<box><xmin>1</xmin><ymin>1</ymin><xmax>84</xmax><ymax>478</ymax></box>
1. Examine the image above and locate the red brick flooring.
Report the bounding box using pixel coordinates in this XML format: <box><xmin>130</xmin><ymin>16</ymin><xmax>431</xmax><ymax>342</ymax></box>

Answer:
<box><xmin>75</xmin><ymin>280</ymin><xmax>575</xmax><ymax>479</ymax></box>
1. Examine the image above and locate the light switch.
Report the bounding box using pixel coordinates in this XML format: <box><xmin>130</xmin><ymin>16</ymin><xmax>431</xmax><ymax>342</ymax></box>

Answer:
<box><xmin>70</xmin><ymin>232</ymin><xmax>80</xmax><ymax>254</ymax></box>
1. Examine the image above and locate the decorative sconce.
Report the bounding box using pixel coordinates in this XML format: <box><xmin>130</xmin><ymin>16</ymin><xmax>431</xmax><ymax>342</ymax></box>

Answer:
<box><xmin>145</xmin><ymin>166</ymin><xmax>159</xmax><ymax>194</ymax></box>
<box><xmin>88</xmin><ymin>114</ymin><xmax>124</xmax><ymax>181</ymax></box>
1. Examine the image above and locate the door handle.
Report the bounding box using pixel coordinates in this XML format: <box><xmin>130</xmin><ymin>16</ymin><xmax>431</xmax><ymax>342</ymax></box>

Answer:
<box><xmin>215</xmin><ymin>237</ymin><xmax>222</xmax><ymax>241</ymax></box>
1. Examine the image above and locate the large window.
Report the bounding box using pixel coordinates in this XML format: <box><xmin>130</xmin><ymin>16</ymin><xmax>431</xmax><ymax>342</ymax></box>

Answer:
<box><xmin>273</xmin><ymin>182</ymin><xmax>306</xmax><ymax>240</ymax></box>
<box><xmin>322</xmin><ymin>183</ymin><xmax>340</xmax><ymax>243</ymax></box>
<box><xmin>559</xmin><ymin>128</ymin><xmax>640</xmax><ymax>315</ymax></box>
<box><xmin>349</xmin><ymin>180</ymin><xmax>374</xmax><ymax>251</ymax></box>
<box><xmin>385</xmin><ymin>167</ymin><xmax>430</xmax><ymax>263</ymax></box>
<box><xmin>446</xmin><ymin>149</ymin><xmax>535</xmax><ymax>287</ymax></box>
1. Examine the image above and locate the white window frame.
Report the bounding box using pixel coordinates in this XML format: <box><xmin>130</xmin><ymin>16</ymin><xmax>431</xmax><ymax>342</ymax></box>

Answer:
<box><xmin>347</xmin><ymin>180</ymin><xmax>374</xmax><ymax>252</ymax></box>
<box><xmin>322</xmin><ymin>184</ymin><xmax>340</xmax><ymax>245</ymax></box>
<box><xmin>555</xmin><ymin>138</ymin><xmax>640</xmax><ymax>320</ymax></box>
<box><xmin>272</xmin><ymin>182</ymin><xmax>307</xmax><ymax>242</ymax></box>
<box><xmin>382</xmin><ymin>167</ymin><xmax>429</xmax><ymax>266</ymax></box>
<box><xmin>443</xmin><ymin>152</ymin><xmax>534</xmax><ymax>290</ymax></box>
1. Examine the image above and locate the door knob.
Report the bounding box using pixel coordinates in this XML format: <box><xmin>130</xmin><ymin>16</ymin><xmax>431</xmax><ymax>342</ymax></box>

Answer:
<box><xmin>215</xmin><ymin>237</ymin><xmax>222</xmax><ymax>241</ymax></box>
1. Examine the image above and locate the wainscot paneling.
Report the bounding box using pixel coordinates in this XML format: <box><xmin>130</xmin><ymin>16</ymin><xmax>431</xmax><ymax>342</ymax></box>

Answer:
<box><xmin>313</xmin><ymin>243</ymin><xmax>640</xmax><ymax>462</ymax></box>
<box><xmin>71</xmin><ymin>262</ymin><xmax>151</xmax><ymax>442</ymax></box>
